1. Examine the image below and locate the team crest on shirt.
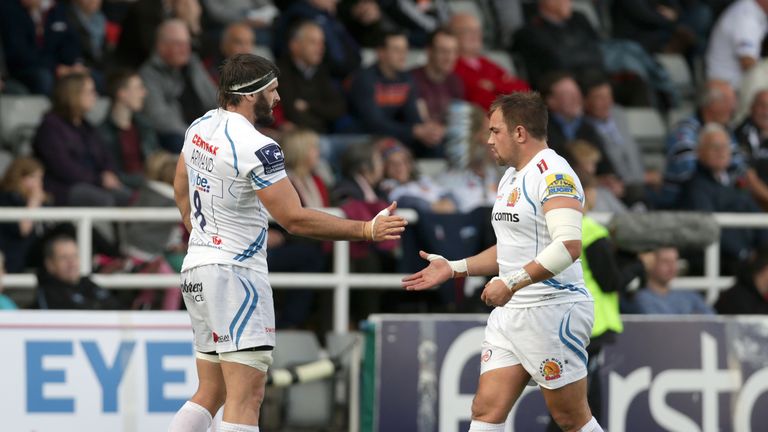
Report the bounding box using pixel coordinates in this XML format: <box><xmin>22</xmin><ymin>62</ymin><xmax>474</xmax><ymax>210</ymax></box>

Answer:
<box><xmin>539</xmin><ymin>358</ymin><xmax>563</xmax><ymax>381</ymax></box>
<box><xmin>544</xmin><ymin>174</ymin><xmax>580</xmax><ymax>200</ymax></box>
<box><xmin>506</xmin><ymin>187</ymin><xmax>520</xmax><ymax>207</ymax></box>
<box><xmin>481</xmin><ymin>349</ymin><xmax>493</xmax><ymax>363</ymax></box>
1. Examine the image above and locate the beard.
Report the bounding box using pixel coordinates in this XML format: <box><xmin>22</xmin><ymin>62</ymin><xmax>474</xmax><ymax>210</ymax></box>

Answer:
<box><xmin>253</xmin><ymin>94</ymin><xmax>275</xmax><ymax>126</ymax></box>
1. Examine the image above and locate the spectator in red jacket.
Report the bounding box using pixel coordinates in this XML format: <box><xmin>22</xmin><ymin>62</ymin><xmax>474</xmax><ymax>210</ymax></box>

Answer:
<box><xmin>450</xmin><ymin>12</ymin><xmax>529</xmax><ymax>110</ymax></box>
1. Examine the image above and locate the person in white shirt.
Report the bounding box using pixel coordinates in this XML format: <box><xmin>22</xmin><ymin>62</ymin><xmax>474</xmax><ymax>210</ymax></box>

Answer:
<box><xmin>706</xmin><ymin>0</ymin><xmax>768</xmax><ymax>88</ymax></box>
<box><xmin>169</xmin><ymin>53</ymin><xmax>407</xmax><ymax>432</ymax></box>
<box><xmin>403</xmin><ymin>92</ymin><xmax>602</xmax><ymax>432</ymax></box>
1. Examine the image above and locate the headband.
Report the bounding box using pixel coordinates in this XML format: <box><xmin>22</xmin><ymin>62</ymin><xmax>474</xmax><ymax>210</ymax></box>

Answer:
<box><xmin>227</xmin><ymin>70</ymin><xmax>278</xmax><ymax>95</ymax></box>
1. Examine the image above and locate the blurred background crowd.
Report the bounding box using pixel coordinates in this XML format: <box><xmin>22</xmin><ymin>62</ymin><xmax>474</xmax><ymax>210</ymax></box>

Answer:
<box><xmin>0</xmin><ymin>0</ymin><xmax>768</xmax><ymax>336</ymax></box>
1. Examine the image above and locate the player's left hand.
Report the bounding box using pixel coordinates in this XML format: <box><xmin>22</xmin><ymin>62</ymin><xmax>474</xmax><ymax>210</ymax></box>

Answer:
<box><xmin>480</xmin><ymin>278</ymin><xmax>513</xmax><ymax>307</ymax></box>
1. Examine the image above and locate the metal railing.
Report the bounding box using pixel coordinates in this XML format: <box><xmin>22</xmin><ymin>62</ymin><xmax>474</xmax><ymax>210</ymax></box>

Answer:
<box><xmin>2</xmin><ymin>208</ymin><xmax>767</xmax><ymax>330</ymax></box>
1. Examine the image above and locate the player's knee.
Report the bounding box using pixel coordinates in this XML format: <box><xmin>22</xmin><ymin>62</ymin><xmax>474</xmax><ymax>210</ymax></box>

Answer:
<box><xmin>550</xmin><ymin>409</ymin><xmax>589</xmax><ymax>432</ymax></box>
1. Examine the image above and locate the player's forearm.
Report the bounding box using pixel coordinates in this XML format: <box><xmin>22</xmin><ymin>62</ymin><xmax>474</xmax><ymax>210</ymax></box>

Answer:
<box><xmin>461</xmin><ymin>245</ymin><xmax>499</xmax><ymax>277</ymax></box>
<box><xmin>282</xmin><ymin>207</ymin><xmax>368</xmax><ymax>241</ymax></box>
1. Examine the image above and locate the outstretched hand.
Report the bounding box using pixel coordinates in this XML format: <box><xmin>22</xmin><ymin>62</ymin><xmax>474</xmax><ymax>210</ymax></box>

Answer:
<box><xmin>402</xmin><ymin>250</ymin><xmax>453</xmax><ymax>291</ymax></box>
<box><xmin>366</xmin><ymin>201</ymin><xmax>407</xmax><ymax>241</ymax></box>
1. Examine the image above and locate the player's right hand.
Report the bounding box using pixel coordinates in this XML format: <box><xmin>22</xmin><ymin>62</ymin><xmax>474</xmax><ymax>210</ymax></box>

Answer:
<box><xmin>402</xmin><ymin>250</ymin><xmax>453</xmax><ymax>291</ymax></box>
<box><xmin>367</xmin><ymin>201</ymin><xmax>407</xmax><ymax>241</ymax></box>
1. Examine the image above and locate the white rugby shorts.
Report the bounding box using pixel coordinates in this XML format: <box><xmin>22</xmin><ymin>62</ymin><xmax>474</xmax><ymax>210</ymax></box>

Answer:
<box><xmin>181</xmin><ymin>264</ymin><xmax>275</xmax><ymax>353</ymax></box>
<box><xmin>479</xmin><ymin>301</ymin><xmax>594</xmax><ymax>389</ymax></box>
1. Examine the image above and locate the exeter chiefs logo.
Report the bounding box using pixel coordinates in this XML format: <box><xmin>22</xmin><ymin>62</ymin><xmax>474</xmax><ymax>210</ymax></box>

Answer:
<box><xmin>539</xmin><ymin>358</ymin><xmax>563</xmax><ymax>381</ymax></box>
<box><xmin>507</xmin><ymin>188</ymin><xmax>520</xmax><ymax>207</ymax></box>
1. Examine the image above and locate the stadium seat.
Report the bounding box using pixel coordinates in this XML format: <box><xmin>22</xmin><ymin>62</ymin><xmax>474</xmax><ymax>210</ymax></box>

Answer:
<box><xmin>623</xmin><ymin>107</ymin><xmax>667</xmax><ymax>153</ymax></box>
<box><xmin>416</xmin><ymin>158</ymin><xmax>449</xmax><ymax>178</ymax></box>
<box><xmin>85</xmin><ymin>97</ymin><xmax>111</xmax><ymax>125</ymax></box>
<box><xmin>361</xmin><ymin>48</ymin><xmax>377</xmax><ymax>68</ymax></box>
<box><xmin>253</xmin><ymin>45</ymin><xmax>274</xmax><ymax>62</ymax></box>
<box><xmin>484</xmin><ymin>50</ymin><xmax>516</xmax><ymax>75</ymax></box>
<box><xmin>406</xmin><ymin>49</ymin><xmax>427</xmax><ymax>69</ymax></box>
<box><xmin>0</xmin><ymin>95</ymin><xmax>51</xmax><ymax>155</ymax></box>
<box><xmin>656</xmin><ymin>53</ymin><xmax>694</xmax><ymax>99</ymax></box>
<box><xmin>273</xmin><ymin>330</ymin><xmax>333</xmax><ymax>427</ymax></box>
<box><xmin>449</xmin><ymin>0</ymin><xmax>483</xmax><ymax>18</ymax></box>
<box><xmin>0</xmin><ymin>148</ymin><xmax>12</xmax><ymax>177</ymax></box>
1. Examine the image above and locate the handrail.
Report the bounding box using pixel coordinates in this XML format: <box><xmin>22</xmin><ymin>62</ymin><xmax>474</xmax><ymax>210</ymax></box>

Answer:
<box><xmin>1</xmin><ymin>208</ymin><xmax>765</xmax><ymax>329</ymax></box>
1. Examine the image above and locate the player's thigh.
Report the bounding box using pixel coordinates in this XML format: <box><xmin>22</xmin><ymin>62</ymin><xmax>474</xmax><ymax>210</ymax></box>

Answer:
<box><xmin>473</xmin><ymin>364</ymin><xmax>531</xmax><ymax>421</ymax></box>
<box><xmin>219</xmin><ymin>356</ymin><xmax>268</xmax><ymax>401</ymax></box>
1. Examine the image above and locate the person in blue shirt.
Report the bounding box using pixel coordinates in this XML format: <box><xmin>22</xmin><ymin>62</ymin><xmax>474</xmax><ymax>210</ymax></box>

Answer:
<box><xmin>632</xmin><ymin>247</ymin><xmax>714</xmax><ymax>314</ymax></box>
<box><xmin>0</xmin><ymin>251</ymin><xmax>19</xmax><ymax>310</ymax></box>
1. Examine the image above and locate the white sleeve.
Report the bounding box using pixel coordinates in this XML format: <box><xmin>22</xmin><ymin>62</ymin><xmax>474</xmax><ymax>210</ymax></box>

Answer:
<box><xmin>733</xmin><ymin>18</ymin><xmax>763</xmax><ymax>59</ymax></box>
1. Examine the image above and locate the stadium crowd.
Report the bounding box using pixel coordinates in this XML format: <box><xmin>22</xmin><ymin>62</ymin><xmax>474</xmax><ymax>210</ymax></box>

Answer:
<box><xmin>0</xmin><ymin>0</ymin><xmax>767</xmax><ymax>331</ymax></box>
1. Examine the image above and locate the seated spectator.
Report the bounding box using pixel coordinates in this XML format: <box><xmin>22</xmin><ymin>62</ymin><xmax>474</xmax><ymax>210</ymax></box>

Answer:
<box><xmin>512</xmin><ymin>0</ymin><xmax>603</xmax><ymax>89</ymax></box>
<box><xmin>438</xmin><ymin>104</ymin><xmax>501</xmax><ymax>213</ymax></box>
<box><xmin>99</xmin><ymin>69</ymin><xmax>159</xmax><ymax>190</ymax></box>
<box><xmin>201</xmin><ymin>0</ymin><xmax>279</xmax><ymax>45</ymax></box>
<box><xmin>379</xmin><ymin>0</ymin><xmax>450</xmax><ymax>48</ymax></box>
<box><xmin>542</xmin><ymin>72</ymin><xmax>615</xmax><ymax>176</ymax></box>
<box><xmin>33</xmin><ymin>73</ymin><xmax>132</xmax><ymax>206</ymax></box>
<box><xmin>379</xmin><ymin>139</ymin><xmax>456</xmax><ymax>213</ymax></box>
<box><xmin>278</xmin><ymin>20</ymin><xmax>346</xmax><ymax>134</ymax></box>
<box><xmin>48</xmin><ymin>0</ymin><xmax>112</xmax><ymax>92</ymax></box>
<box><xmin>270</xmin><ymin>129</ymin><xmax>330</xmax><ymax>327</ymax></box>
<box><xmin>140</xmin><ymin>19</ymin><xmax>217</xmax><ymax>152</ymax></box>
<box><xmin>338</xmin><ymin>0</ymin><xmax>389</xmax><ymax>48</ymax></box>
<box><xmin>332</xmin><ymin>141</ymin><xmax>385</xmax><ymax>204</ymax></box>
<box><xmin>736</xmin><ymin>89</ymin><xmax>768</xmax><ymax>209</ymax></box>
<box><xmin>679</xmin><ymin>123</ymin><xmax>768</xmax><ymax>273</ymax></box>
<box><xmin>583</xmin><ymin>73</ymin><xmax>653</xmax><ymax>205</ymax></box>
<box><xmin>0</xmin><ymin>251</ymin><xmax>19</xmax><ymax>310</ymax></box>
<box><xmin>568</xmin><ymin>141</ymin><xmax>628</xmax><ymax>214</ymax></box>
<box><xmin>610</xmin><ymin>0</ymin><xmax>697</xmax><ymax>56</ymax></box>
<box><xmin>0</xmin><ymin>157</ymin><xmax>47</xmax><ymax>273</ymax></box>
<box><xmin>715</xmin><ymin>248</ymin><xmax>768</xmax><ymax>314</ymax></box>
<box><xmin>207</xmin><ymin>21</ymin><xmax>256</xmax><ymax>83</ymax></box>
<box><xmin>451</xmin><ymin>12</ymin><xmax>529</xmax><ymax>110</ymax></box>
<box><xmin>272</xmin><ymin>0</ymin><xmax>361</xmax><ymax>80</ymax></box>
<box><xmin>114</xmin><ymin>0</ymin><xmax>204</xmax><ymax>68</ymax></box>
<box><xmin>411</xmin><ymin>28</ymin><xmax>464</xmax><ymax>128</ymax></box>
<box><xmin>347</xmin><ymin>30</ymin><xmax>445</xmax><ymax>157</ymax></box>
<box><xmin>36</xmin><ymin>234</ymin><xmax>122</xmax><ymax>309</ymax></box>
<box><xmin>631</xmin><ymin>247</ymin><xmax>714</xmax><ymax>314</ymax></box>
<box><xmin>706</xmin><ymin>0</ymin><xmax>768</xmax><ymax>88</ymax></box>
<box><xmin>736</xmin><ymin>37</ymin><xmax>768</xmax><ymax>122</ymax></box>
<box><xmin>659</xmin><ymin>79</ymin><xmax>742</xmax><ymax>207</ymax></box>
<box><xmin>0</xmin><ymin>0</ymin><xmax>83</xmax><ymax>94</ymax></box>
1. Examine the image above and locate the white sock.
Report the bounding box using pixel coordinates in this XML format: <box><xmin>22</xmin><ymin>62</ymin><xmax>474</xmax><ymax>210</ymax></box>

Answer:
<box><xmin>468</xmin><ymin>420</ymin><xmax>505</xmax><ymax>431</ymax></box>
<box><xmin>579</xmin><ymin>416</ymin><xmax>604</xmax><ymax>432</ymax></box>
<box><xmin>220</xmin><ymin>421</ymin><xmax>259</xmax><ymax>432</ymax></box>
<box><xmin>168</xmin><ymin>401</ymin><xmax>212</xmax><ymax>432</ymax></box>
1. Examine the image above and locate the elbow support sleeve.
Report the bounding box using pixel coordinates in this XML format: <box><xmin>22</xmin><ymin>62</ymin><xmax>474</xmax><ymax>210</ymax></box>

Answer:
<box><xmin>535</xmin><ymin>208</ymin><xmax>582</xmax><ymax>275</ymax></box>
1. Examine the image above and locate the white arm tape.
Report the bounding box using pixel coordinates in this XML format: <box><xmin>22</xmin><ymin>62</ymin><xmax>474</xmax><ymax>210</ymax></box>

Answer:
<box><xmin>369</xmin><ymin>206</ymin><xmax>391</xmax><ymax>240</ymax></box>
<box><xmin>492</xmin><ymin>268</ymin><xmax>532</xmax><ymax>291</ymax></box>
<box><xmin>535</xmin><ymin>208</ymin><xmax>582</xmax><ymax>275</ymax></box>
<box><xmin>426</xmin><ymin>253</ymin><xmax>467</xmax><ymax>277</ymax></box>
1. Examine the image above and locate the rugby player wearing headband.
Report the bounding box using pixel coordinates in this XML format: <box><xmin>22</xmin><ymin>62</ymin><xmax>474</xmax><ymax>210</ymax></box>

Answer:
<box><xmin>170</xmin><ymin>54</ymin><xmax>407</xmax><ymax>432</ymax></box>
<box><xmin>403</xmin><ymin>92</ymin><xmax>603</xmax><ymax>432</ymax></box>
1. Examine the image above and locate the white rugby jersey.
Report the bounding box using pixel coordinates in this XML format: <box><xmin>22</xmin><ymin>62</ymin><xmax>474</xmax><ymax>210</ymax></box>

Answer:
<box><xmin>180</xmin><ymin>109</ymin><xmax>287</xmax><ymax>273</ymax></box>
<box><xmin>492</xmin><ymin>148</ymin><xmax>592</xmax><ymax>308</ymax></box>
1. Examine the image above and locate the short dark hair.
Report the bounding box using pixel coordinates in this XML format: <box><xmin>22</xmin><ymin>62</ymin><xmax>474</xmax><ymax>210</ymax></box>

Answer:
<box><xmin>375</xmin><ymin>29</ymin><xmax>407</xmax><ymax>49</ymax></box>
<box><xmin>105</xmin><ymin>68</ymin><xmax>138</xmax><ymax>100</ymax></box>
<box><xmin>218</xmin><ymin>53</ymin><xmax>280</xmax><ymax>108</ymax></box>
<box><xmin>426</xmin><ymin>26</ymin><xmax>455</xmax><ymax>47</ymax></box>
<box><xmin>538</xmin><ymin>71</ymin><xmax>575</xmax><ymax>100</ymax></box>
<box><xmin>287</xmin><ymin>19</ymin><xmax>321</xmax><ymax>43</ymax></box>
<box><xmin>578</xmin><ymin>70</ymin><xmax>611</xmax><ymax>96</ymax></box>
<box><xmin>489</xmin><ymin>92</ymin><xmax>548</xmax><ymax>140</ymax></box>
<box><xmin>43</xmin><ymin>233</ymin><xmax>76</xmax><ymax>260</ymax></box>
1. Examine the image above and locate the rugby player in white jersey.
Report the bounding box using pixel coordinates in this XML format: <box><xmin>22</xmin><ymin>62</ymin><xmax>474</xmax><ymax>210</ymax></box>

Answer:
<box><xmin>169</xmin><ymin>53</ymin><xmax>407</xmax><ymax>432</ymax></box>
<box><xmin>403</xmin><ymin>92</ymin><xmax>602</xmax><ymax>432</ymax></box>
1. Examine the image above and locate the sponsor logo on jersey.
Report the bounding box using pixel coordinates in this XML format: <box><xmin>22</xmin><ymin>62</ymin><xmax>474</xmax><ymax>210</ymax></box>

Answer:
<box><xmin>193</xmin><ymin>173</ymin><xmax>211</xmax><ymax>193</ymax></box>
<box><xmin>255</xmin><ymin>143</ymin><xmax>285</xmax><ymax>175</ymax></box>
<box><xmin>213</xmin><ymin>332</ymin><xmax>231</xmax><ymax>343</ymax></box>
<box><xmin>507</xmin><ymin>187</ymin><xmax>520</xmax><ymax>207</ymax></box>
<box><xmin>190</xmin><ymin>148</ymin><xmax>215</xmax><ymax>172</ymax></box>
<box><xmin>492</xmin><ymin>211</ymin><xmax>520</xmax><ymax>222</ymax></box>
<box><xmin>544</xmin><ymin>173</ymin><xmax>579</xmax><ymax>198</ymax></box>
<box><xmin>540</xmin><ymin>358</ymin><xmax>563</xmax><ymax>381</ymax></box>
<box><xmin>192</xmin><ymin>134</ymin><xmax>219</xmax><ymax>155</ymax></box>
<box><xmin>481</xmin><ymin>349</ymin><xmax>493</xmax><ymax>363</ymax></box>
